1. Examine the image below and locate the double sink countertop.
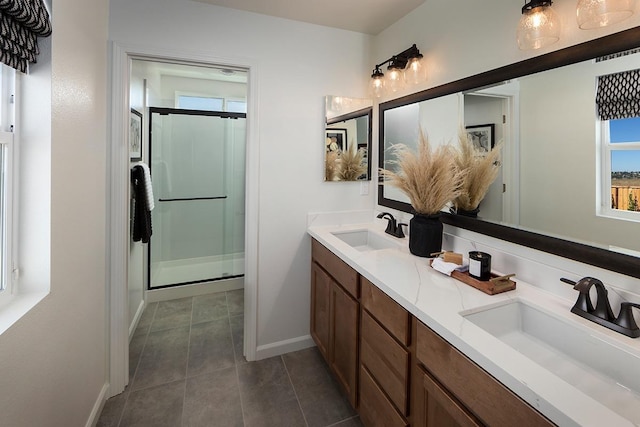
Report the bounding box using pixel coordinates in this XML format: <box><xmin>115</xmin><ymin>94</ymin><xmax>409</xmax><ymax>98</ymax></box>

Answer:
<box><xmin>308</xmin><ymin>222</ymin><xmax>640</xmax><ymax>427</ymax></box>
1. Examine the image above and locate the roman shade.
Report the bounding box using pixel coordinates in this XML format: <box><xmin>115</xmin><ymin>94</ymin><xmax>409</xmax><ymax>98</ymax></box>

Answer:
<box><xmin>596</xmin><ymin>68</ymin><xmax>640</xmax><ymax>121</ymax></box>
<box><xmin>0</xmin><ymin>0</ymin><xmax>51</xmax><ymax>73</ymax></box>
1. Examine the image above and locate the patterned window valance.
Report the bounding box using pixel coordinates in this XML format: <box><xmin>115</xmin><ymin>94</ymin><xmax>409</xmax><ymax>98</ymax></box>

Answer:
<box><xmin>596</xmin><ymin>69</ymin><xmax>640</xmax><ymax>121</ymax></box>
<box><xmin>596</xmin><ymin>48</ymin><xmax>640</xmax><ymax>63</ymax></box>
<box><xmin>0</xmin><ymin>0</ymin><xmax>51</xmax><ymax>73</ymax></box>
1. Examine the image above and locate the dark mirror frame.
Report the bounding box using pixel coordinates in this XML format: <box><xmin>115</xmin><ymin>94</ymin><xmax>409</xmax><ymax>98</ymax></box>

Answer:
<box><xmin>327</xmin><ymin>106</ymin><xmax>374</xmax><ymax>181</ymax></box>
<box><xmin>378</xmin><ymin>27</ymin><xmax>640</xmax><ymax>279</ymax></box>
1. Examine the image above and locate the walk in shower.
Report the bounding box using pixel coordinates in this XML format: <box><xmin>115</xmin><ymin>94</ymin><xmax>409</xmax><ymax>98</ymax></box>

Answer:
<box><xmin>148</xmin><ymin>108</ymin><xmax>246</xmax><ymax>288</ymax></box>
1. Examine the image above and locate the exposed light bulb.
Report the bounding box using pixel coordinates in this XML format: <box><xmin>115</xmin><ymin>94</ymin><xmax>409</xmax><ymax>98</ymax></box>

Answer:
<box><xmin>404</xmin><ymin>56</ymin><xmax>426</xmax><ymax>86</ymax></box>
<box><xmin>517</xmin><ymin>3</ymin><xmax>560</xmax><ymax>50</ymax></box>
<box><xmin>386</xmin><ymin>67</ymin><xmax>404</xmax><ymax>93</ymax></box>
<box><xmin>577</xmin><ymin>0</ymin><xmax>636</xmax><ymax>29</ymax></box>
<box><xmin>369</xmin><ymin>69</ymin><xmax>385</xmax><ymax>98</ymax></box>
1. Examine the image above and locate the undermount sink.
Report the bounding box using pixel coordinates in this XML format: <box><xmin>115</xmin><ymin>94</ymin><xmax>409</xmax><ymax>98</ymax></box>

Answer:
<box><xmin>462</xmin><ymin>300</ymin><xmax>640</xmax><ymax>424</ymax></box>
<box><xmin>331</xmin><ymin>229</ymin><xmax>401</xmax><ymax>252</ymax></box>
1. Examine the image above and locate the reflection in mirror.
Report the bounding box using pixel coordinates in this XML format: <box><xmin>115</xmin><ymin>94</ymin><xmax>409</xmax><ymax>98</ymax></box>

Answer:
<box><xmin>378</xmin><ymin>28</ymin><xmax>640</xmax><ymax>278</ymax></box>
<box><xmin>381</xmin><ymin>93</ymin><xmax>460</xmax><ymax>204</ymax></box>
<box><xmin>325</xmin><ymin>96</ymin><xmax>373</xmax><ymax>181</ymax></box>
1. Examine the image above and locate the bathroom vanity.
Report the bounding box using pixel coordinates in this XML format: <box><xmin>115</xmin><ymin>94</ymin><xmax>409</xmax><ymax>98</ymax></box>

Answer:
<box><xmin>308</xmin><ymin>220</ymin><xmax>640</xmax><ymax>427</ymax></box>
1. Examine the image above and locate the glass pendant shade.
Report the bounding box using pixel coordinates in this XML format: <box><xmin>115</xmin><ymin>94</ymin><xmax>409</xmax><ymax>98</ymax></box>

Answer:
<box><xmin>386</xmin><ymin>66</ymin><xmax>405</xmax><ymax>93</ymax></box>
<box><xmin>369</xmin><ymin>69</ymin><xmax>385</xmax><ymax>98</ymax></box>
<box><xmin>404</xmin><ymin>55</ymin><xmax>426</xmax><ymax>85</ymax></box>
<box><xmin>517</xmin><ymin>4</ymin><xmax>561</xmax><ymax>50</ymax></box>
<box><xmin>577</xmin><ymin>0</ymin><xmax>635</xmax><ymax>29</ymax></box>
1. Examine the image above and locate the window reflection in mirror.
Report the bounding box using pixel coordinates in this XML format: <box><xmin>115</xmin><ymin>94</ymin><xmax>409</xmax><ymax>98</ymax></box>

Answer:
<box><xmin>325</xmin><ymin>96</ymin><xmax>372</xmax><ymax>181</ymax></box>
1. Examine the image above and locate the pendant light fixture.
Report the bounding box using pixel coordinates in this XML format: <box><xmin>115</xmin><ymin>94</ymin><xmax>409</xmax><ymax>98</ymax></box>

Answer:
<box><xmin>517</xmin><ymin>0</ymin><xmax>561</xmax><ymax>50</ymax></box>
<box><xmin>577</xmin><ymin>0</ymin><xmax>636</xmax><ymax>29</ymax></box>
<box><xmin>369</xmin><ymin>44</ymin><xmax>426</xmax><ymax>98</ymax></box>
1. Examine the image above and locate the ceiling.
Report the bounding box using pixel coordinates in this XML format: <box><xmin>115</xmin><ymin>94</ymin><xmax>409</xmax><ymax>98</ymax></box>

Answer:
<box><xmin>191</xmin><ymin>0</ymin><xmax>426</xmax><ymax>35</ymax></box>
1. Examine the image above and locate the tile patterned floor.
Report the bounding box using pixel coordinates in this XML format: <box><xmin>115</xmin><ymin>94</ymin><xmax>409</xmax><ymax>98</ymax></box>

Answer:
<box><xmin>97</xmin><ymin>290</ymin><xmax>362</xmax><ymax>427</ymax></box>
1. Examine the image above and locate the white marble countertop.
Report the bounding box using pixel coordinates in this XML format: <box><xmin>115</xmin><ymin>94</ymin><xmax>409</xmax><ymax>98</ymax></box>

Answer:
<box><xmin>308</xmin><ymin>221</ymin><xmax>640</xmax><ymax>427</ymax></box>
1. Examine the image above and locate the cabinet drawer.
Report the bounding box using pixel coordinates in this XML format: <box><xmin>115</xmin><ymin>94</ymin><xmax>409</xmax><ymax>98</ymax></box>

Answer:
<box><xmin>361</xmin><ymin>310</ymin><xmax>409</xmax><ymax>415</ymax></box>
<box><xmin>361</xmin><ymin>277</ymin><xmax>410</xmax><ymax>345</ymax></box>
<box><xmin>420</xmin><ymin>366</ymin><xmax>483</xmax><ymax>427</ymax></box>
<box><xmin>359</xmin><ymin>365</ymin><xmax>408</xmax><ymax>427</ymax></box>
<box><xmin>312</xmin><ymin>239</ymin><xmax>359</xmax><ymax>298</ymax></box>
<box><xmin>415</xmin><ymin>321</ymin><xmax>554</xmax><ymax>427</ymax></box>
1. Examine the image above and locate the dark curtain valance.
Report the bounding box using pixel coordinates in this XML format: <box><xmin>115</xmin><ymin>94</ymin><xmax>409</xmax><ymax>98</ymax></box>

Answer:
<box><xmin>0</xmin><ymin>0</ymin><xmax>51</xmax><ymax>73</ymax></box>
<box><xmin>596</xmin><ymin>68</ymin><xmax>640</xmax><ymax>121</ymax></box>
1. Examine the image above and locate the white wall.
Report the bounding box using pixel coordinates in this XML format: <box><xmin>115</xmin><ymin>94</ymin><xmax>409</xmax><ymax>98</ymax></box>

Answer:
<box><xmin>109</xmin><ymin>0</ymin><xmax>374</xmax><ymax>351</ymax></box>
<box><xmin>373</xmin><ymin>0</ymin><xmax>640</xmax><ymax>100</ymax></box>
<box><xmin>0</xmin><ymin>0</ymin><xmax>109</xmax><ymax>425</ymax></box>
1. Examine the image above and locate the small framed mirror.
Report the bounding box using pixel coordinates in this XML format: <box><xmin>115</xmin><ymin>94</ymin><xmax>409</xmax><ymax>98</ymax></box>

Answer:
<box><xmin>325</xmin><ymin>96</ymin><xmax>373</xmax><ymax>181</ymax></box>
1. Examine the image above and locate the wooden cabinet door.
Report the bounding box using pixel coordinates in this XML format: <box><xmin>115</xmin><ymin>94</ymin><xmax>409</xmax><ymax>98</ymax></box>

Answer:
<box><xmin>414</xmin><ymin>366</ymin><xmax>483</xmax><ymax>427</ymax></box>
<box><xmin>311</xmin><ymin>262</ymin><xmax>332</xmax><ymax>361</ymax></box>
<box><xmin>331</xmin><ymin>281</ymin><xmax>359</xmax><ymax>408</ymax></box>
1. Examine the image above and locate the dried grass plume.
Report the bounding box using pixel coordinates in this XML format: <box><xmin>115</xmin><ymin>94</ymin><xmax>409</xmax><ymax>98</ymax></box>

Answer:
<box><xmin>325</xmin><ymin>150</ymin><xmax>340</xmax><ymax>181</ymax></box>
<box><xmin>339</xmin><ymin>142</ymin><xmax>367</xmax><ymax>181</ymax></box>
<box><xmin>379</xmin><ymin>132</ymin><xmax>465</xmax><ymax>215</ymax></box>
<box><xmin>453</xmin><ymin>127</ymin><xmax>502</xmax><ymax>211</ymax></box>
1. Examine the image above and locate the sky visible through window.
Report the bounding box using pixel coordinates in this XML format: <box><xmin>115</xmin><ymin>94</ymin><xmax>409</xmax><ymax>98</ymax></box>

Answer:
<box><xmin>609</xmin><ymin>117</ymin><xmax>640</xmax><ymax>172</ymax></box>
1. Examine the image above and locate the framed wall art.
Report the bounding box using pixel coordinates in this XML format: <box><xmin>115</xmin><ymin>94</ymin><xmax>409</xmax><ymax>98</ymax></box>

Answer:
<box><xmin>130</xmin><ymin>108</ymin><xmax>143</xmax><ymax>161</ymax></box>
<box><xmin>465</xmin><ymin>124</ymin><xmax>495</xmax><ymax>153</ymax></box>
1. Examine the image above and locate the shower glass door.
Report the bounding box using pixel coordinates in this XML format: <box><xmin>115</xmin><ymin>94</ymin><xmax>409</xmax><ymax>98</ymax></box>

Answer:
<box><xmin>148</xmin><ymin>108</ymin><xmax>246</xmax><ymax>288</ymax></box>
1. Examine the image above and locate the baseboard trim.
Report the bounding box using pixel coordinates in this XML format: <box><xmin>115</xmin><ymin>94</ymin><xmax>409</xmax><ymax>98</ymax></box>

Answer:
<box><xmin>146</xmin><ymin>277</ymin><xmax>243</xmax><ymax>303</ymax></box>
<box><xmin>128</xmin><ymin>299</ymin><xmax>145</xmax><ymax>340</ymax></box>
<box><xmin>255</xmin><ymin>335</ymin><xmax>315</xmax><ymax>360</ymax></box>
<box><xmin>86</xmin><ymin>383</ymin><xmax>109</xmax><ymax>427</ymax></box>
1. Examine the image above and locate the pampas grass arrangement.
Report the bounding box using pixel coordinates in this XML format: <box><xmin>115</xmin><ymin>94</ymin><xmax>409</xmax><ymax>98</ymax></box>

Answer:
<box><xmin>453</xmin><ymin>128</ymin><xmax>502</xmax><ymax>212</ymax></box>
<box><xmin>325</xmin><ymin>150</ymin><xmax>340</xmax><ymax>181</ymax></box>
<box><xmin>379</xmin><ymin>132</ymin><xmax>465</xmax><ymax>215</ymax></box>
<box><xmin>339</xmin><ymin>143</ymin><xmax>367</xmax><ymax>181</ymax></box>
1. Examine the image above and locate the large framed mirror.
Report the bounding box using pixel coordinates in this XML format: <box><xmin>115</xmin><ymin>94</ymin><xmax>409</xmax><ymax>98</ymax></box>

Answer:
<box><xmin>378</xmin><ymin>27</ymin><xmax>640</xmax><ymax>279</ymax></box>
<box><xmin>325</xmin><ymin>95</ymin><xmax>373</xmax><ymax>181</ymax></box>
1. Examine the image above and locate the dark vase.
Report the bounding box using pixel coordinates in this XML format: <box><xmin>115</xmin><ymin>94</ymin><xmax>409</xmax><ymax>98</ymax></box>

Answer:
<box><xmin>409</xmin><ymin>213</ymin><xmax>443</xmax><ymax>257</ymax></box>
<box><xmin>456</xmin><ymin>207</ymin><xmax>480</xmax><ymax>218</ymax></box>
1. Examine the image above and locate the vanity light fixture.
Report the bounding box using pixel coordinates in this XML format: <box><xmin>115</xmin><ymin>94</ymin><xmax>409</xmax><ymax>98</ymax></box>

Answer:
<box><xmin>577</xmin><ymin>0</ymin><xmax>636</xmax><ymax>29</ymax></box>
<box><xmin>369</xmin><ymin>44</ymin><xmax>426</xmax><ymax>98</ymax></box>
<box><xmin>517</xmin><ymin>0</ymin><xmax>561</xmax><ymax>50</ymax></box>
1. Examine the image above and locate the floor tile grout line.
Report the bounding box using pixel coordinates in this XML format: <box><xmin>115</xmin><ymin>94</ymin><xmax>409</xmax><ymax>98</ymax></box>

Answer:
<box><xmin>180</xmin><ymin>296</ymin><xmax>195</xmax><ymax>427</ymax></box>
<box><xmin>229</xmin><ymin>291</ymin><xmax>249</xmax><ymax>427</ymax></box>
<box><xmin>281</xmin><ymin>354</ymin><xmax>310</xmax><ymax>427</ymax></box>
<box><xmin>325</xmin><ymin>415</ymin><xmax>360</xmax><ymax>427</ymax></box>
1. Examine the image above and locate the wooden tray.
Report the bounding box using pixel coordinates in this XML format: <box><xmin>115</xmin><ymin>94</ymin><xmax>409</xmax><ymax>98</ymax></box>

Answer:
<box><xmin>450</xmin><ymin>270</ymin><xmax>516</xmax><ymax>295</ymax></box>
<box><xmin>429</xmin><ymin>260</ymin><xmax>516</xmax><ymax>295</ymax></box>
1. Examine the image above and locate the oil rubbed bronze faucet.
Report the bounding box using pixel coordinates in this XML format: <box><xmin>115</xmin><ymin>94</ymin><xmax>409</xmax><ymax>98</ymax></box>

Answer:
<box><xmin>561</xmin><ymin>277</ymin><xmax>640</xmax><ymax>338</ymax></box>
<box><xmin>376</xmin><ymin>212</ymin><xmax>407</xmax><ymax>238</ymax></box>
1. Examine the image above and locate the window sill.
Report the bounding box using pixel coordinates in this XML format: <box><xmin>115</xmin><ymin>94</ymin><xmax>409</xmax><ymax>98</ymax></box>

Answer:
<box><xmin>0</xmin><ymin>290</ymin><xmax>49</xmax><ymax>335</ymax></box>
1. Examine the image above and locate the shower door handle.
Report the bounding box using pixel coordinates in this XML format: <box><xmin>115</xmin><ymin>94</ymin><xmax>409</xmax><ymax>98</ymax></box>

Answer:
<box><xmin>158</xmin><ymin>196</ymin><xmax>228</xmax><ymax>202</ymax></box>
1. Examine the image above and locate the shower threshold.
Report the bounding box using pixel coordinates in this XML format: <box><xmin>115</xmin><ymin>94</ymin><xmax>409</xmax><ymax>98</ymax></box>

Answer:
<box><xmin>150</xmin><ymin>253</ymin><xmax>244</xmax><ymax>289</ymax></box>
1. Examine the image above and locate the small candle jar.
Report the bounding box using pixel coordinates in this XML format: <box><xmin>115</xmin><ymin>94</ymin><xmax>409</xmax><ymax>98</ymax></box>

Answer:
<box><xmin>469</xmin><ymin>251</ymin><xmax>491</xmax><ymax>281</ymax></box>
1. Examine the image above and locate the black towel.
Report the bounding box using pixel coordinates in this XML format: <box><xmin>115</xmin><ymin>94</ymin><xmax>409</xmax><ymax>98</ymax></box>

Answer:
<box><xmin>131</xmin><ymin>165</ymin><xmax>152</xmax><ymax>243</ymax></box>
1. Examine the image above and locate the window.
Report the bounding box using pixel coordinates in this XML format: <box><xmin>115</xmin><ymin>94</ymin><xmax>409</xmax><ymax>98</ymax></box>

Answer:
<box><xmin>177</xmin><ymin>95</ymin><xmax>223</xmax><ymax>111</ymax></box>
<box><xmin>0</xmin><ymin>64</ymin><xmax>15</xmax><ymax>295</ymax></box>
<box><xmin>597</xmin><ymin>69</ymin><xmax>640</xmax><ymax>222</ymax></box>
<box><xmin>176</xmin><ymin>94</ymin><xmax>246</xmax><ymax>113</ymax></box>
<box><xmin>603</xmin><ymin>118</ymin><xmax>640</xmax><ymax>218</ymax></box>
<box><xmin>226</xmin><ymin>100</ymin><xmax>247</xmax><ymax>113</ymax></box>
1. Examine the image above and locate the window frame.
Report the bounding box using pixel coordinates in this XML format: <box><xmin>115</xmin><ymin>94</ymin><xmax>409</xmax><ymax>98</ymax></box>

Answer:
<box><xmin>0</xmin><ymin>64</ymin><xmax>16</xmax><ymax>299</ymax></box>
